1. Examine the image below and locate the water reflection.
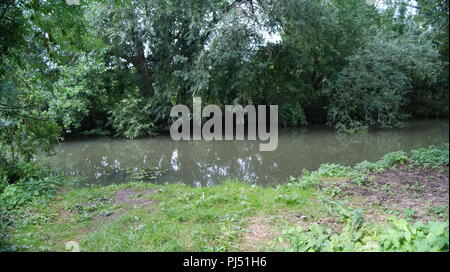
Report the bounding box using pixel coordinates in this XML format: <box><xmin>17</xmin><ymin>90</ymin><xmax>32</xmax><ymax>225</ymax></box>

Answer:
<box><xmin>45</xmin><ymin>119</ymin><xmax>449</xmax><ymax>187</ymax></box>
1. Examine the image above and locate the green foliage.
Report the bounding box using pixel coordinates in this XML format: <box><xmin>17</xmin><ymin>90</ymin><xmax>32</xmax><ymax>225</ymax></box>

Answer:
<box><xmin>355</xmin><ymin>151</ymin><xmax>409</xmax><ymax>173</ymax></box>
<box><xmin>108</xmin><ymin>96</ymin><xmax>157</xmax><ymax>138</ymax></box>
<box><xmin>108</xmin><ymin>92</ymin><xmax>172</xmax><ymax>138</ymax></box>
<box><xmin>49</xmin><ymin>54</ymin><xmax>108</xmax><ymax>132</ymax></box>
<box><xmin>0</xmin><ymin>175</ymin><xmax>67</xmax><ymax>249</ymax></box>
<box><xmin>2</xmin><ymin>0</ymin><xmax>448</xmax><ymax>138</ymax></box>
<box><xmin>0</xmin><ymin>177</ymin><xmax>61</xmax><ymax>210</ymax></box>
<box><xmin>276</xmin><ymin>194</ymin><xmax>305</xmax><ymax>205</ymax></box>
<box><xmin>354</xmin><ymin>146</ymin><xmax>449</xmax><ymax>174</ymax></box>
<box><xmin>278</xmin><ymin>103</ymin><xmax>308</xmax><ymax>128</ymax></box>
<box><xmin>0</xmin><ymin>161</ymin><xmax>71</xmax><ymax>211</ymax></box>
<box><xmin>325</xmin><ymin>31</ymin><xmax>444</xmax><ymax>131</ymax></box>
<box><xmin>315</xmin><ymin>164</ymin><xmax>353</xmax><ymax>178</ymax></box>
<box><xmin>379</xmin><ymin>219</ymin><xmax>449</xmax><ymax>252</ymax></box>
<box><xmin>291</xmin><ymin>164</ymin><xmax>354</xmax><ymax>189</ymax></box>
<box><xmin>380</xmin><ymin>151</ymin><xmax>409</xmax><ymax>168</ymax></box>
<box><xmin>0</xmin><ymin>161</ymin><xmax>75</xmax><ymax>249</ymax></box>
<box><xmin>283</xmin><ymin>224</ymin><xmax>334</xmax><ymax>252</ymax></box>
<box><xmin>410</xmin><ymin>144</ymin><xmax>449</xmax><ymax>168</ymax></box>
<box><xmin>1</xmin><ymin>0</ymin><xmax>449</xmax><ymax>252</ymax></box>
<box><xmin>0</xmin><ymin>171</ymin><xmax>61</xmax><ymax>224</ymax></box>
<box><xmin>0</xmin><ymin>161</ymin><xmax>46</xmax><ymax>185</ymax></box>
<box><xmin>0</xmin><ymin>62</ymin><xmax>61</xmax><ymax>165</ymax></box>
<box><xmin>283</xmin><ymin>219</ymin><xmax>449</xmax><ymax>252</ymax></box>
<box><xmin>282</xmin><ymin>145</ymin><xmax>449</xmax><ymax>252</ymax></box>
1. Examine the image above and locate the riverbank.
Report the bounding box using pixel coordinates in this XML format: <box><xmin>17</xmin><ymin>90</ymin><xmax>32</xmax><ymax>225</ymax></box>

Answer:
<box><xmin>1</xmin><ymin>145</ymin><xmax>448</xmax><ymax>252</ymax></box>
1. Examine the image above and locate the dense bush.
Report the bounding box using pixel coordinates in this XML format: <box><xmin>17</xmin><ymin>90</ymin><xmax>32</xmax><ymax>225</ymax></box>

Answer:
<box><xmin>325</xmin><ymin>32</ymin><xmax>444</xmax><ymax>131</ymax></box>
<box><xmin>0</xmin><ymin>176</ymin><xmax>61</xmax><ymax>210</ymax></box>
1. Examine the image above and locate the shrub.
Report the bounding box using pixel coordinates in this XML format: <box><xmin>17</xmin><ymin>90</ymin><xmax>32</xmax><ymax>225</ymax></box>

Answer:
<box><xmin>108</xmin><ymin>90</ymin><xmax>173</xmax><ymax>139</ymax></box>
<box><xmin>0</xmin><ymin>161</ymin><xmax>48</xmax><ymax>184</ymax></box>
<box><xmin>379</xmin><ymin>151</ymin><xmax>409</xmax><ymax>168</ymax></box>
<box><xmin>325</xmin><ymin>32</ymin><xmax>444</xmax><ymax>131</ymax></box>
<box><xmin>108</xmin><ymin>96</ymin><xmax>157</xmax><ymax>138</ymax></box>
<box><xmin>0</xmin><ymin>178</ymin><xmax>58</xmax><ymax>209</ymax></box>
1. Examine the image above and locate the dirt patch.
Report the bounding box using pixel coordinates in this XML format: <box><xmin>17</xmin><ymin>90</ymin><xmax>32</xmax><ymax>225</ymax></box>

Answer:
<box><xmin>277</xmin><ymin>209</ymin><xmax>345</xmax><ymax>233</ymax></box>
<box><xmin>93</xmin><ymin>188</ymin><xmax>157</xmax><ymax>224</ymax></box>
<box><xmin>115</xmin><ymin>189</ymin><xmax>136</xmax><ymax>204</ymax></box>
<box><xmin>115</xmin><ymin>189</ymin><xmax>156</xmax><ymax>207</ymax></box>
<box><xmin>240</xmin><ymin>217</ymin><xmax>277</xmax><ymax>252</ymax></box>
<box><xmin>331</xmin><ymin>164</ymin><xmax>449</xmax><ymax>222</ymax></box>
<box><xmin>240</xmin><ymin>210</ymin><xmax>335</xmax><ymax>251</ymax></box>
<box><xmin>57</xmin><ymin>208</ymin><xmax>74</xmax><ymax>222</ymax></box>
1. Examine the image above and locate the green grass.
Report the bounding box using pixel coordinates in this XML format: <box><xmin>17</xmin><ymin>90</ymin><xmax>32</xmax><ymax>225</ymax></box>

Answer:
<box><xmin>1</xmin><ymin>180</ymin><xmax>321</xmax><ymax>251</ymax></box>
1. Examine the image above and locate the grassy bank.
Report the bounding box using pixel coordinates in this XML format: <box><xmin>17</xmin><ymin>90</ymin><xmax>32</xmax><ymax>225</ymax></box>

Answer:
<box><xmin>0</xmin><ymin>145</ymin><xmax>448</xmax><ymax>252</ymax></box>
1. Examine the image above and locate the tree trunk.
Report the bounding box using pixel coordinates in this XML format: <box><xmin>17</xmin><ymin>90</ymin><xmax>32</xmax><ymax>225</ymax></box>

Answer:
<box><xmin>132</xmin><ymin>33</ymin><xmax>153</xmax><ymax>97</ymax></box>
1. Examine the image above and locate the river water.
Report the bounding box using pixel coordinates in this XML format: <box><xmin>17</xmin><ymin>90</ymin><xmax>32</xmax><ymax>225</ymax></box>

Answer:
<box><xmin>45</xmin><ymin>119</ymin><xmax>449</xmax><ymax>187</ymax></box>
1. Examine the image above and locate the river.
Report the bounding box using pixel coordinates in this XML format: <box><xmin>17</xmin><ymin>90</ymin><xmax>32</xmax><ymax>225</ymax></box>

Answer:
<box><xmin>44</xmin><ymin>119</ymin><xmax>449</xmax><ymax>187</ymax></box>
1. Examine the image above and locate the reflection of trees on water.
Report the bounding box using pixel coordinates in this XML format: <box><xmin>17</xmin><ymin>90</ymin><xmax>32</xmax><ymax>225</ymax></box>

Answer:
<box><xmin>47</xmin><ymin>119</ymin><xmax>449</xmax><ymax>187</ymax></box>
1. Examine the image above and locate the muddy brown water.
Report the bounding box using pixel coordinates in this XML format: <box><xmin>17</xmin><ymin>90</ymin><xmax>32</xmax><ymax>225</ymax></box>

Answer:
<box><xmin>44</xmin><ymin>119</ymin><xmax>449</xmax><ymax>187</ymax></box>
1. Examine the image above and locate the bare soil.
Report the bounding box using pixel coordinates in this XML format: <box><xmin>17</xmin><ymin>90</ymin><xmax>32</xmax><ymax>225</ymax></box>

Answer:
<box><xmin>240</xmin><ymin>210</ymin><xmax>339</xmax><ymax>251</ymax></box>
<box><xmin>333</xmin><ymin>164</ymin><xmax>449</xmax><ymax>222</ymax></box>
<box><xmin>240</xmin><ymin>217</ymin><xmax>276</xmax><ymax>252</ymax></box>
<box><xmin>93</xmin><ymin>188</ymin><xmax>157</xmax><ymax>224</ymax></box>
